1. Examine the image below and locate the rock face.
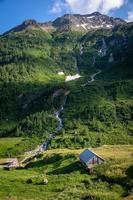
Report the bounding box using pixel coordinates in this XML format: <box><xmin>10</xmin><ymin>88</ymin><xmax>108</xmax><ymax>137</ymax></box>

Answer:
<box><xmin>4</xmin><ymin>20</ymin><xmax>55</xmax><ymax>34</ymax></box>
<box><xmin>5</xmin><ymin>20</ymin><xmax>40</xmax><ymax>34</ymax></box>
<box><xmin>53</xmin><ymin>12</ymin><xmax>126</xmax><ymax>31</ymax></box>
<box><xmin>5</xmin><ymin>12</ymin><xmax>126</xmax><ymax>34</ymax></box>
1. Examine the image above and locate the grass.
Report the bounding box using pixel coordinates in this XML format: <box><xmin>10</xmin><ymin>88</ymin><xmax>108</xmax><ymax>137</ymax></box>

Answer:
<box><xmin>0</xmin><ymin>145</ymin><xmax>132</xmax><ymax>200</ymax></box>
<box><xmin>0</xmin><ymin>137</ymin><xmax>22</xmax><ymax>158</ymax></box>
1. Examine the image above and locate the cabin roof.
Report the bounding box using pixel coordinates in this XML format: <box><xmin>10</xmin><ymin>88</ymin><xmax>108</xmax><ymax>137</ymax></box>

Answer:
<box><xmin>79</xmin><ymin>149</ymin><xmax>104</xmax><ymax>164</ymax></box>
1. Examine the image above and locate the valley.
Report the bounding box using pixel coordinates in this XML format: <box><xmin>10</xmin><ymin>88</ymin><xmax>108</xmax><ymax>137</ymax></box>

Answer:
<box><xmin>6</xmin><ymin>69</ymin><xmax>101</xmax><ymax>167</ymax></box>
<box><xmin>0</xmin><ymin>11</ymin><xmax>133</xmax><ymax>200</ymax></box>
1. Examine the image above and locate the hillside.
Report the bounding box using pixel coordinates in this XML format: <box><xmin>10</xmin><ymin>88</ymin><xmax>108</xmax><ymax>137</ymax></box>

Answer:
<box><xmin>0</xmin><ymin>12</ymin><xmax>133</xmax><ymax>153</ymax></box>
<box><xmin>0</xmin><ymin>145</ymin><xmax>133</xmax><ymax>200</ymax></box>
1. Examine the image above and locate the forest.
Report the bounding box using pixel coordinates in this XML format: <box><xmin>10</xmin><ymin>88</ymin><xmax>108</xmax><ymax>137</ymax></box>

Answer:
<box><xmin>0</xmin><ymin>23</ymin><xmax>133</xmax><ymax>157</ymax></box>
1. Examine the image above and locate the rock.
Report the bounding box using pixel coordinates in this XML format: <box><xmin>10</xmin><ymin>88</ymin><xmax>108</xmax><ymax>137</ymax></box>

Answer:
<box><xmin>26</xmin><ymin>178</ymin><xmax>33</xmax><ymax>184</ymax></box>
<box><xmin>53</xmin><ymin>12</ymin><xmax>126</xmax><ymax>31</ymax></box>
<box><xmin>43</xmin><ymin>178</ymin><xmax>48</xmax><ymax>185</ymax></box>
<box><xmin>5</xmin><ymin>12</ymin><xmax>126</xmax><ymax>35</ymax></box>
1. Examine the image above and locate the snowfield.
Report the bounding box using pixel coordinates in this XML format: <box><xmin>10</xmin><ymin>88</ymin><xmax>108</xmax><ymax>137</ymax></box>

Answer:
<box><xmin>58</xmin><ymin>71</ymin><xmax>64</xmax><ymax>75</ymax></box>
<box><xmin>65</xmin><ymin>74</ymin><xmax>81</xmax><ymax>82</ymax></box>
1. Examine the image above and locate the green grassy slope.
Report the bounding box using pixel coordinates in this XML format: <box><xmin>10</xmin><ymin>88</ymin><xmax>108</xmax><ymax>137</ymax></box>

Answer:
<box><xmin>0</xmin><ymin>145</ymin><xmax>133</xmax><ymax>200</ymax></box>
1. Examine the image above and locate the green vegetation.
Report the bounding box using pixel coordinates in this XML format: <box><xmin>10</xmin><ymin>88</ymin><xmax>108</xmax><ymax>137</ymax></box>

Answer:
<box><xmin>0</xmin><ymin>137</ymin><xmax>22</xmax><ymax>157</ymax></box>
<box><xmin>0</xmin><ymin>22</ymin><xmax>133</xmax><ymax>200</ymax></box>
<box><xmin>0</xmin><ymin>145</ymin><xmax>133</xmax><ymax>200</ymax></box>
<box><xmin>0</xmin><ymin>23</ymin><xmax>133</xmax><ymax>151</ymax></box>
<box><xmin>0</xmin><ymin>137</ymin><xmax>44</xmax><ymax>158</ymax></box>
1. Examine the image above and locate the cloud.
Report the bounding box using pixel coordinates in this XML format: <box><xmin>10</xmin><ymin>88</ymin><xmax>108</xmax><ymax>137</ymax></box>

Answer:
<box><xmin>51</xmin><ymin>0</ymin><xmax>125</xmax><ymax>15</ymax></box>
<box><xmin>66</xmin><ymin>0</ymin><xmax>125</xmax><ymax>14</ymax></box>
<box><xmin>127</xmin><ymin>9</ymin><xmax>133</xmax><ymax>22</ymax></box>
<box><xmin>50</xmin><ymin>0</ymin><xmax>68</xmax><ymax>14</ymax></box>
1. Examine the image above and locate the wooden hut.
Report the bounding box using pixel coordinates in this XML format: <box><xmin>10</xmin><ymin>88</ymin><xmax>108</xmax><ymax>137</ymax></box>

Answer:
<box><xmin>79</xmin><ymin>149</ymin><xmax>104</xmax><ymax>172</ymax></box>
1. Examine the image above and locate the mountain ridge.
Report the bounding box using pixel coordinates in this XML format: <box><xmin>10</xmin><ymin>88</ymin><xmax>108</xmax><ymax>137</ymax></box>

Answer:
<box><xmin>4</xmin><ymin>12</ymin><xmax>127</xmax><ymax>34</ymax></box>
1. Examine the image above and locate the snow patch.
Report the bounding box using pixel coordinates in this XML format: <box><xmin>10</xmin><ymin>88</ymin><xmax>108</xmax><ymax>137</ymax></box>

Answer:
<box><xmin>81</xmin><ymin>24</ymin><xmax>87</xmax><ymax>30</ymax></box>
<box><xmin>65</xmin><ymin>74</ymin><xmax>81</xmax><ymax>82</ymax></box>
<box><xmin>94</xmin><ymin>25</ymin><xmax>103</xmax><ymax>29</ymax></box>
<box><xmin>87</xmin><ymin>16</ymin><xmax>95</xmax><ymax>19</ymax></box>
<box><xmin>88</xmin><ymin>25</ymin><xmax>104</xmax><ymax>29</ymax></box>
<box><xmin>58</xmin><ymin>71</ymin><xmax>64</xmax><ymax>75</ymax></box>
<box><xmin>106</xmin><ymin>24</ymin><xmax>113</xmax><ymax>28</ymax></box>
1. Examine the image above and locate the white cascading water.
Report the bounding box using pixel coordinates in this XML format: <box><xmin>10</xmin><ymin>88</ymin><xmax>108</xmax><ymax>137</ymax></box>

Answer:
<box><xmin>20</xmin><ymin>41</ymin><xmax>103</xmax><ymax>164</ymax></box>
<box><xmin>98</xmin><ymin>38</ymin><xmax>107</xmax><ymax>57</ymax></box>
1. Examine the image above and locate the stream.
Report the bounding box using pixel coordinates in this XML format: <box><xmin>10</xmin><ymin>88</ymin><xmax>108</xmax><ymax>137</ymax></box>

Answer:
<box><xmin>13</xmin><ymin>43</ymin><xmax>103</xmax><ymax>166</ymax></box>
<box><xmin>22</xmin><ymin>95</ymin><xmax>68</xmax><ymax>160</ymax></box>
<box><xmin>23</xmin><ymin>62</ymin><xmax>101</xmax><ymax>158</ymax></box>
<box><xmin>38</xmin><ymin>68</ymin><xmax>101</xmax><ymax>153</ymax></box>
<box><xmin>11</xmin><ymin>67</ymin><xmax>101</xmax><ymax>166</ymax></box>
<box><xmin>40</xmin><ymin>95</ymin><xmax>67</xmax><ymax>152</ymax></box>
<box><xmin>18</xmin><ymin>95</ymin><xmax>68</xmax><ymax>165</ymax></box>
<box><xmin>82</xmin><ymin>69</ymin><xmax>102</xmax><ymax>87</ymax></box>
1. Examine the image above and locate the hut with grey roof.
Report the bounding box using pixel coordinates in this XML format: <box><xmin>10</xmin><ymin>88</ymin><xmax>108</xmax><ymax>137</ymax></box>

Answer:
<box><xmin>79</xmin><ymin>149</ymin><xmax>104</xmax><ymax>173</ymax></box>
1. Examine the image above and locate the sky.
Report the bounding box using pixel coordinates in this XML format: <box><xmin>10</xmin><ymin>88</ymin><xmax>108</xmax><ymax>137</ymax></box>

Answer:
<box><xmin>0</xmin><ymin>0</ymin><xmax>133</xmax><ymax>33</ymax></box>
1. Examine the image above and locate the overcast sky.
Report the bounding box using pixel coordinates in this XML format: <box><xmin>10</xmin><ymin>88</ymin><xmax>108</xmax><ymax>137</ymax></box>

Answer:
<box><xmin>0</xmin><ymin>0</ymin><xmax>133</xmax><ymax>33</ymax></box>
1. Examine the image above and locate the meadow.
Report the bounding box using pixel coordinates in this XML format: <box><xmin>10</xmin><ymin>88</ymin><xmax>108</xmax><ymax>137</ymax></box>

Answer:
<box><xmin>0</xmin><ymin>145</ymin><xmax>133</xmax><ymax>200</ymax></box>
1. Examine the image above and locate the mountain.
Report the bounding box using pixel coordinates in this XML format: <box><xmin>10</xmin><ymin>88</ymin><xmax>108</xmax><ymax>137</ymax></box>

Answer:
<box><xmin>53</xmin><ymin>12</ymin><xmax>126</xmax><ymax>31</ymax></box>
<box><xmin>4</xmin><ymin>19</ymin><xmax>56</xmax><ymax>34</ymax></box>
<box><xmin>5</xmin><ymin>12</ymin><xmax>126</xmax><ymax>34</ymax></box>
<box><xmin>0</xmin><ymin>12</ymin><xmax>133</xmax><ymax>200</ymax></box>
<box><xmin>0</xmin><ymin>12</ymin><xmax>133</xmax><ymax>151</ymax></box>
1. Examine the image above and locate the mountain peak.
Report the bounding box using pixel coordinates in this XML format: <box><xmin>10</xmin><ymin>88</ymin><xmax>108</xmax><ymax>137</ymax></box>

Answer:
<box><xmin>89</xmin><ymin>12</ymin><xmax>102</xmax><ymax>16</ymax></box>
<box><xmin>4</xmin><ymin>12</ymin><xmax>126</xmax><ymax>34</ymax></box>
<box><xmin>22</xmin><ymin>19</ymin><xmax>38</xmax><ymax>26</ymax></box>
<box><xmin>53</xmin><ymin>12</ymin><xmax>126</xmax><ymax>31</ymax></box>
